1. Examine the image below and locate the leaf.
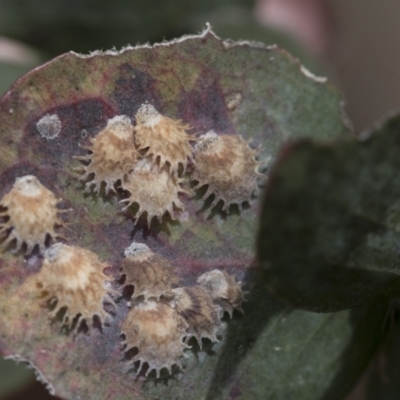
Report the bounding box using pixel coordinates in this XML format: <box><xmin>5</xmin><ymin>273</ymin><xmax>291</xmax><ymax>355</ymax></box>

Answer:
<box><xmin>258</xmin><ymin>115</ymin><xmax>400</xmax><ymax>312</ymax></box>
<box><xmin>364</xmin><ymin>309</ymin><xmax>400</xmax><ymax>400</ymax></box>
<box><xmin>0</xmin><ymin>27</ymin><xmax>350</xmax><ymax>399</ymax></box>
<box><xmin>205</xmin><ymin>284</ymin><xmax>389</xmax><ymax>400</ymax></box>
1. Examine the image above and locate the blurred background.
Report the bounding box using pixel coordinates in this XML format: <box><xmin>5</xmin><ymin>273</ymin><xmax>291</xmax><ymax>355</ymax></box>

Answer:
<box><xmin>0</xmin><ymin>0</ymin><xmax>399</xmax><ymax>398</ymax></box>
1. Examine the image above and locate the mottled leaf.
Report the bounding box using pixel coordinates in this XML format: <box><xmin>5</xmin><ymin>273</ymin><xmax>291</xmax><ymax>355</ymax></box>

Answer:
<box><xmin>0</xmin><ymin>28</ymin><xmax>350</xmax><ymax>399</ymax></box>
<box><xmin>259</xmin><ymin>115</ymin><xmax>400</xmax><ymax>312</ymax></box>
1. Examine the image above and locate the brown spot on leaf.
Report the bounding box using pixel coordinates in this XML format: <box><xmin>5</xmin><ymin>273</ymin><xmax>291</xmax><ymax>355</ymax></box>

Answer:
<box><xmin>178</xmin><ymin>74</ymin><xmax>232</xmax><ymax>133</ymax></box>
<box><xmin>24</xmin><ymin>99</ymin><xmax>115</xmax><ymax>166</ymax></box>
<box><xmin>112</xmin><ymin>65</ymin><xmax>161</xmax><ymax>116</ymax></box>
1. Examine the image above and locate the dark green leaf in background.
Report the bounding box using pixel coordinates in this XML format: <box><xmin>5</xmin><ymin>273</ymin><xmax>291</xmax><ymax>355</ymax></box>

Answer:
<box><xmin>205</xmin><ymin>282</ymin><xmax>389</xmax><ymax>400</ymax></box>
<box><xmin>258</xmin><ymin>115</ymin><xmax>400</xmax><ymax>312</ymax></box>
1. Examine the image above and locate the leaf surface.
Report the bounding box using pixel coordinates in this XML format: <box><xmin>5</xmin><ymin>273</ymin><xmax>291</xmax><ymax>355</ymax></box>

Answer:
<box><xmin>0</xmin><ymin>28</ymin><xmax>352</xmax><ymax>399</ymax></box>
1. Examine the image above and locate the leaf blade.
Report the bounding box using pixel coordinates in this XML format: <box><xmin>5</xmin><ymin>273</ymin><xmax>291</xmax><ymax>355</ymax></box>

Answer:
<box><xmin>0</xmin><ymin>28</ymin><xmax>352</xmax><ymax>399</ymax></box>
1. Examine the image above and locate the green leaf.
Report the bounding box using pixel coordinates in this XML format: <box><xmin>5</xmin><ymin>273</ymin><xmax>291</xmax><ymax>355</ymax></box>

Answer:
<box><xmin>258</xmin><ymin>115</ymin><xmax>400</xmax><ymax>312</ymax></box>
<box><xmin>0</xmin><ymin>28</ymin><xmax>350</xmax><ymax>399</ymax></box>
<box><xmin>205</xmin><ymin>285</ymin><xmax>388</xmax><ymax>400</ymax></box>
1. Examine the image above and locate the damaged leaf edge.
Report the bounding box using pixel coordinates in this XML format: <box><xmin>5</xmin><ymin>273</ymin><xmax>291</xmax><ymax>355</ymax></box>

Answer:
<box><xmin>1</xmin><ymin>24</ymin><xmax>352</xmax><ymax>137</ymax></box>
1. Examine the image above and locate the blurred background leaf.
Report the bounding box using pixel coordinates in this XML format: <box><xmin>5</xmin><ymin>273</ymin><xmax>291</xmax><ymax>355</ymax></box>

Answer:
<box><xmin>258</xmin><ymin>115</ymin><xmax>400</xmax><ymax>312</ymax></box>
<box><xmin>205</xmin><ymin>284</ymin><xmax>389</xmax><ymax>400</ymax></box>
